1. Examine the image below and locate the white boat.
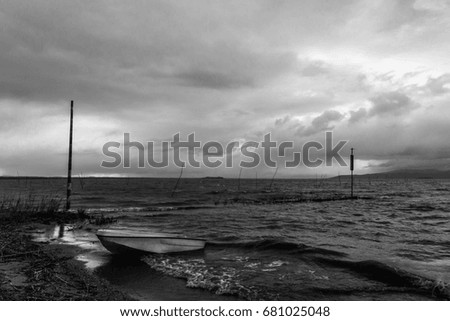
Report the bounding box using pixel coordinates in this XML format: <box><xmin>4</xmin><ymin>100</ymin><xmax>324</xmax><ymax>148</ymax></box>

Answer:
<box><xmin>96</xmin><ymin>229</ymin><xmax>206</xmax><ymax>254</ymax></box>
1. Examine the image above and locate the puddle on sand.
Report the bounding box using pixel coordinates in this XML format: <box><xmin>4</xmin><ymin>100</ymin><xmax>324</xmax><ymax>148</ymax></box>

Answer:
<box><xmin>33</xmin><ymin>224</ymin><xmax>135</xmax><ymax>271</ymax></box>
<box><xmin>32</xmin><ymin>224</ymin><xmax>107</xmax><ymax>270</ymax></box>
<box><xmin>32</xmin><ymin>224</ymin><xmax>100</xmax><ymax>251</ymax></box>
<box><xmin>76</xmin><ymin>251</ymin><xmax>112</xmax><ymax>269</ymax></box>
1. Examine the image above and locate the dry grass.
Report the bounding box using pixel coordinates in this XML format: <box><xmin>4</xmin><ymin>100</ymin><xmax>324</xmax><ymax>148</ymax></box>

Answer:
<box><xmin>0</xmin><ymin>194</ymin><xmax>62</xmax><ymax>215</ymax></box>
<box><xmin>0</xmin><ymin>194</ymin><xmax>91</xmax><ymax>223</ymax></box>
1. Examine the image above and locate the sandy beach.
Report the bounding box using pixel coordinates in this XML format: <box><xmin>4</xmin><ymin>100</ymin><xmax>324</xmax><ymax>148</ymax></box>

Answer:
<box><xmin>0</xmin><ymin>213</ymin><xmax>132</xmax><ymax>300</ymax></box>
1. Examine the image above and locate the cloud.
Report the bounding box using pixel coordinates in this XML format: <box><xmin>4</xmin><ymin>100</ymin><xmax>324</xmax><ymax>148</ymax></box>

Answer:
<box><xmin>348</xmin><ymin>107</ymin><xmax>368</xmax><ymax>123</ymax></box>
<box><xmin>368</xmin><ymin>91</ymin><xmax>415</xmax><ymax>117</ymax></box>
<box><xmin>174</xmin><ymin>69</ymin><xmax>253</xmax><ymax>89</ymax></box>
<box><xmin>413</xmin><ymin>0</ymin><xmax>449</xmax><ymax>12</ymax></box>
<box><xmin>269</xmin><ymin>109</ymin><xmax>345</xmax><ymax>140</ymax></box>
<box><xmin>0</xmin><ymin>0</ymin><xmax>303</xmax><ymax>106</ymax></box>
<box><xmin>302</xmin><ymin>110</ymin><xmax>344</xmax><ymax>136</ymax></box>
<box><xmin>423</xmin><ymin>74</ymin><xmax>450</xmax><ymax>95</ymax></box>
<box><xmin>299</xmin><ymin>60</ymin><xmax>329</xmax><ymax>77</ymax></box>
<box><xmin>348</xmin><ymin>91</ymin><xmax>417</xmax><ymax>124</ymax></box>
<box><xmin>0</xmin><ymin>0</ymin><xmax>450</xmax><ymax>177</ymax></box>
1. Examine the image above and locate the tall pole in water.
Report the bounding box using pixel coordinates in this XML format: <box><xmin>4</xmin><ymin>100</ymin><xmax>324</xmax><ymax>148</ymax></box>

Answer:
<box><xmin>66</xmin><ymin>100</ymin><xmax>74</xmax><ymax>211</ymax></box>
<box><xmin>350</xmin><ymin>148</ymin><xmax>354</xmax><ymax>198</ymax></box>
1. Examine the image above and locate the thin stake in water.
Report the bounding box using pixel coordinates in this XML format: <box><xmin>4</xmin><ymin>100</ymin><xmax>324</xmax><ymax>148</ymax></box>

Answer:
<box><xmin>171</xmin><ymin>164</ymin><xmax>184</xmax><ymax>197</ymax></box>
<box><xmin>66</xmin><ymin>100</ymin><xmax>74</xmax><ymax>211</ymax></box>
<box><xmin>238</xmin><ymin>167</ymin><xmax>242</xmax><ymax>191</ymax></box>
<box><xmin>269</xmin><ymin>167</ymin><xmax>278</xmax><ymax>190</ymax></box>
<box><xmin>79</xmin><ymin>172</ymin><xmax>85</xmax><ymax>190</ymax></box>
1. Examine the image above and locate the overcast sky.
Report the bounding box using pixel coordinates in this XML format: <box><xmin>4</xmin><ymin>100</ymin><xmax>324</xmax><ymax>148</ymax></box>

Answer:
<box><xmin>1</xmin><ymin>0</ymin><xmax>450</xmax><ymax>178</ymax></box>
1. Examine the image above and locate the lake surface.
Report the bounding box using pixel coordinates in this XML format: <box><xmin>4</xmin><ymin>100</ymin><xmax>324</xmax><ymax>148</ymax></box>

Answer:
<box><xmin>3</xmin><ymin>177</ymin><xmax>450</xmax><ymax>300</ymax></box>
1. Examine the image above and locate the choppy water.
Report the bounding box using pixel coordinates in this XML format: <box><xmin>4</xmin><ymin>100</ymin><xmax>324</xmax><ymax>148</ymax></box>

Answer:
<box><xmin>2</xmin><ymin>177</ymin><xmax>450</xmax><ymax>300</ymax></box>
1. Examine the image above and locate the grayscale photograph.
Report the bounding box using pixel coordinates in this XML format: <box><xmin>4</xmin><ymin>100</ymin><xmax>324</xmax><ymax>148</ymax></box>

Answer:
<box><xmin>0</xmin><ymin>0</ymin><xmax>449</xmax><ymax>308</ymax></box>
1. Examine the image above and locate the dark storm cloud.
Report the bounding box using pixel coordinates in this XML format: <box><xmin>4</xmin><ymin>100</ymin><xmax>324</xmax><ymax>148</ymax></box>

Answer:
<box><xmin>0</xmin><ymin>2</ymin><xmax>153</xmax><ymax>106</ymax></box>
<box><xmin>348</xmin><ymin>91</ymin><xmax>417</xmax><ymax>124</ymax></box>
<box><xmin>174</xmin><ymin>70</ymin><xmax>253</xmax><ymax>89</ymax></box>
<box><xmin>1</xmin><ymin>0</ymin><xmax>450</xmax><ymax>176</ymax></box>
<box><xmin>0</xmin><ymin>0</ymin><xmax>301</xmax><ymax>108</ymax></box>
<box><xmin>168</xmin><ymin>50</ymin><xmax>298</xmax><ymax>89</ymax></box>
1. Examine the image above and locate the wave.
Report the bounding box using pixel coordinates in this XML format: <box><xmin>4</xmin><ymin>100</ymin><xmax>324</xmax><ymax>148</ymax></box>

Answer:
<box><xmin>404</xmin><ymin>202</ymin><xmax>449</xmax><ymax>213</ymax></box>
<box><xmin>407</xmin><ymin>214</ymin><xmax>448</xmax><ymax>221</ymax></box>
<box><xmin>316</xmin><ymin>258</ymin><xmax>450</xmax><ymax>299</ymax></box>
<box><xmin>207</xmin><ymin>239</ymin><xmax>347</xmax><ymax>257</ymax></box>
<box><xmin>403</xmin><ymin>239</ymin><xmax>450</xmax><ymax>247</ymax></box>
<box><xmin>84</xmin><ymin>205</ymin><xmax>213</xmax><ymax>214</ymax></box>
<box><xmin>141</xmin><ymin>255</ymin><xmax>269</xmax><ymax>300</ymax></box>
<box><xmin>140</xmin><ymin>243</ymin><xmax>448</xmax><ymax>300</ymax></box>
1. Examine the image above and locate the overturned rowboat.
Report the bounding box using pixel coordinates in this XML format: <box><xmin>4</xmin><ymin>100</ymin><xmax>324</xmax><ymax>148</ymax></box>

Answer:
<box><xmin>96</xmin><ymin>229</ymin><xmax>206</xmax><ymax>254</ymax></box>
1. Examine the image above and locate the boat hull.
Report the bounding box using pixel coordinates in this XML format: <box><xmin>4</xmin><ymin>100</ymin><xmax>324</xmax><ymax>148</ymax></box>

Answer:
<box><xmin>96</xmin><ymin>230</ymin><xmax>206</xmax><ymax>254</ymax></box>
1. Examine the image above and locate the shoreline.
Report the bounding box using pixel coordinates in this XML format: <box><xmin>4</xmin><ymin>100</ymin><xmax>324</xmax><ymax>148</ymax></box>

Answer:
<box><xmin>0</xmin><ymin>217</ymin><xmax>133</xmax><ymax>300</ymax></box>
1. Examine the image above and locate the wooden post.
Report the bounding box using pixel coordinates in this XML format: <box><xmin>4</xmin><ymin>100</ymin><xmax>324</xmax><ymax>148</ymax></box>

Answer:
<box><xmin>350</xmin><ymin>148</ymin><xmax>354</xmax><ymax>198</ymax></box>
<box><xmin>66</xmin><ymin>101</ymin><xmax>74</xmax><ymax>211</ymax></box>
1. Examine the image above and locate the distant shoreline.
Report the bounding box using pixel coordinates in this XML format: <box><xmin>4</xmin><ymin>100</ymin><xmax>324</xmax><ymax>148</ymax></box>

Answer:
<box><xmin>2</xmin><ymin>169</ymin><xmax>450</xmax><ymax>180</ymax></box>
